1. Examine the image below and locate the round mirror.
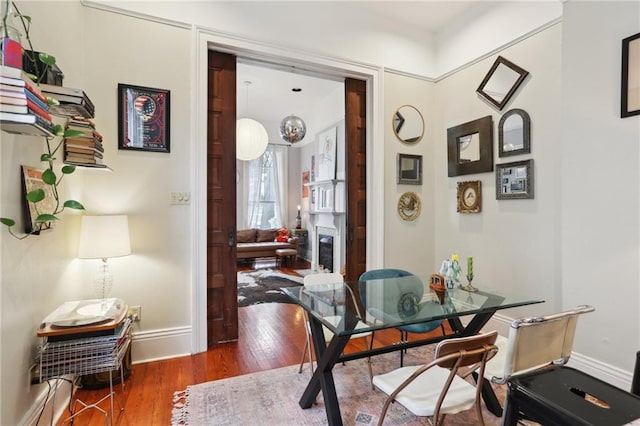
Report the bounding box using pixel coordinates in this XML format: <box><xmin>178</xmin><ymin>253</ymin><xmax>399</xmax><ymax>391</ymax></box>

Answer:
<box><xmin>393</xmin><ymin>105</ymin><xmax>424</xmax><ymax>144</ymax></box>
<box><xmin>498</xmin><ymin>109</ymin><xmax>530</xmax><ymax>157</ymax></box>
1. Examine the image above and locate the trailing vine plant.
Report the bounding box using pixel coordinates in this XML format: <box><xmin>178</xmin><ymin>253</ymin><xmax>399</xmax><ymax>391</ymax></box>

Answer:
<box><xmin>0</xmin><ymin>0</ymin><xmax>85</xmax><ymax>239</ymax></box>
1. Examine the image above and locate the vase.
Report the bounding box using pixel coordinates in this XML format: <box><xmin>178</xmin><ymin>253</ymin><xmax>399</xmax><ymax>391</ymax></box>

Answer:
<box><xmin>0</xmin><ymin>24</ymin><xmax>23</xmax><ymax>68</ymax></box>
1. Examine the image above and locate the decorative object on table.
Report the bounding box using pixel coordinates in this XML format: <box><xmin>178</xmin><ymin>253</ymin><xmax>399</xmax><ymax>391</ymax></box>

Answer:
<box><xmin>295</xmin><ymin>205</ymin><xmax>302</xmax><ymax>229</ymax></box>
<box><xmin>316</xmin><ymin>125</ymin><xmax>337</xmax><ymax>180</ymax></box>
<box><xmin>78</xmin><ymin>215</ymin><xmax>131</xmax><ymax>299</ymax></box>
<box><xmin>476</xmin><ymin>55</ymin><xmax>529</xmax><ymax>111</ymax></box>
<box><xmin>457</xmin><ymin>180</ymin><xmax>482</xmax><ymax>213</ymax></box>
<box><xmin>429</xmin><ymin>273</ymin><xmax>446</xmax><ymax>304</ymax></box>
<box><xmin>499</xmin><ymin>109</ymin><xmax>531</xmax><ymax>157</ymax></box>
<box><xmin>392</xmin><ymin>105</ymin><xmax>424</xmax><ymax>144</ymax></box>
<box><xmin>397</xmin><ymin>153</ymin><xmax>422</xmax><ymax>185</ymax></box>
<box><xmin>461</xmin><ymin>256</ymin><xmax>478</xmax><ymax>292</ymax></box>
<box><xmin>439</xmin><ymin>254</ymin><xmax>462</xmax><ymax>289</ymax></box>
<box><xmin>496</xmin><ymin>159</ymin><xmax>534</xmax><ymax>200</ymax></box>
<box><xmin>118</xmin><ymin>83</ymin><xmax>170</xmax><ymax>153</ymax></box>
<box><xmin>621</xmin><ymin>32</ymin><xmax>640</xmax><ymax>118</ymax></box>
<box><xmin>279</xmin><ymin>114</ymin><xmax>306</xmax><ymax>144</ymax></box>
<box><xmin>447</xmin><ymin>115</ymin><xmax>493</xmax><ymax>177</ymax></box>
<box><xmin>397</xmin><ymin>191</ymin><xmax>421</xmax><ymax>221</ymax></box>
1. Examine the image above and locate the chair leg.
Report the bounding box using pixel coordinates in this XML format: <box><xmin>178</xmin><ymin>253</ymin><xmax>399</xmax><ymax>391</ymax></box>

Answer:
<box><xmin>298</xmin><ymin>332</ymin><xmax>310</xmax><ymax>373</ymax></box>
<box><xmin>368</xmin><ymin>333</ymin><xmax>375</xmax><ymax>389</ymax></box>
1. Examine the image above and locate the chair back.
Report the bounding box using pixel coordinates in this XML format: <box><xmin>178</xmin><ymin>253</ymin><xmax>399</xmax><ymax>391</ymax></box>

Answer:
<box><xmin>435</xmin><ymin>330</ymin><xmax>499</xmax><ymax>369</ymax></box>
<box><xmin>303</xmin><ymin>272</ymin><xmax>344</xmax><ymax>287</ymax></box>
<box><xmin>496</xmin><ymin>305</ymin><xmax>594</xmax><ymax>381</ymax></box>
<box><xmin>358</xmin><ymin>269</ymin><xmax>424</xmax><ymax>314</ymax></box>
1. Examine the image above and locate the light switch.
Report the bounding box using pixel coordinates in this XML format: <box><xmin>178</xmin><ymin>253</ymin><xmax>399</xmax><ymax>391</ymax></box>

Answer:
<box><xmin>170</xmin><ymin>192</ymin><xmax>191</xmax><ymax>205</ymax></box>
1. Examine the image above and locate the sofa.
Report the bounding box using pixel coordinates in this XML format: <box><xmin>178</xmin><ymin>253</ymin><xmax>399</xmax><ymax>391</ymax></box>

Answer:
<box><xmin>236</xmin><ymin>228</ymin><xmax>298</xmax><ymax>261</ymax></box>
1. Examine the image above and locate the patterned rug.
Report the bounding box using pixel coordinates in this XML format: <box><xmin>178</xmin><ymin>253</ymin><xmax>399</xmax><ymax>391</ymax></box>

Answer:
<box><xmin>171</xmin><ymin>348</ymin><xmax>506</xmax><ymax>425</ymax></box>
<box><xmin>237</xmin><ymin>269</ymin><xmax>303</xmax><ymax>307</ymax></box>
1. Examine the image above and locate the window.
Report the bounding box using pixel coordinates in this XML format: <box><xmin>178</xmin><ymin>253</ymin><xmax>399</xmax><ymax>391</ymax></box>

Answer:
<box><xmin>246</xmin><ymin>146</ymin><xmax>286</xmax><ymax>229</ymax></box>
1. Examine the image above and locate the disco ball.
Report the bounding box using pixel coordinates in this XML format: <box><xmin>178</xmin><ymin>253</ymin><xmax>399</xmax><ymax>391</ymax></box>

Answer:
<box><xmin>279</xmin><ymin>115</ymin><xmax>307</xmax><ymax>144</ymax></box>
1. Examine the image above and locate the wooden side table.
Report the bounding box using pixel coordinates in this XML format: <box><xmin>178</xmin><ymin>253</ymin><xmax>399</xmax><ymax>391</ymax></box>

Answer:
<box><xmin>292</xmin><ymin>228</ymin><xmax>308</xmax><ymax>258</ymax></box>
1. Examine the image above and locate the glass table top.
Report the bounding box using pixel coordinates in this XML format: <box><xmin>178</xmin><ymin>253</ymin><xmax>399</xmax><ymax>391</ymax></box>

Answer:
<box><xmin>282</xmin><ymin>275</ymin><xmax>543</xmax><ymax>336</ymax></box>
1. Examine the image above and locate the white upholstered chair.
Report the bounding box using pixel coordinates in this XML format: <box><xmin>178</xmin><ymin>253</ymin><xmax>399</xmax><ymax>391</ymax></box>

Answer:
<box><xmin>298</xmin><ymin>272</ymin><xmax>373</xmax><ymax>383</ymax></box>
<box><xmin>372</xmin><ymin>330</ymin><xmax>498</xmax><ymax>426</ymax></box>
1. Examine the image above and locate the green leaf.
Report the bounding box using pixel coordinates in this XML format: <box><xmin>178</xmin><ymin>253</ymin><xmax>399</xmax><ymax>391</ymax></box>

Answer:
<box><xmin>53</xmin><ymin>124</ymin><xmax>64</xmax><ymax>137</ymax></box>
<box><xmin>40</xmin><ymin>153</ymin><xmax>53</xmax><ymax>162</ymax></box>
<box><xmin>26</xmin><ymin>188</ymin><xmax>45</xmax><ymax>203</ymax></box>
<box><xmin>20</xmin><ymin>15</ymin><xmax>31</xmax><ymax>23</ymax></box>
<box><xmin>42</xmin><ymin>168</ymin><xmax>56</xmax><ymax>185</ymax></box>
<box><xmin>46</xmin><ymin>96</ymin><xmax>60</xmax><ymax>106</ymax></box>
<box><xmin>63</xmin><ymin>129</ymin><xmax>84</xmax><ymax>138</ymax></box>
<box><xmin>63</xmin><ymin>200</ymin><xmax>85</xmax><ymax>210</ymax></box>
<box><xmin>38</xmin><ymin>52</ymin><xmax>56</xmax><ymax>66</ymax></box>
<box><xmin>0</xmin><ymin>218</ymin><xmax>16</xmax><ymax>227</ymax></box>
<box><xmin>61</xmin><ymin>165</ymin><xmax>76</xmax><ymax>174</ymax></box>
<box><xmin>36</xmin><ymin>214</ymin><xmax>58</xmax><ymax>223</ymax></box>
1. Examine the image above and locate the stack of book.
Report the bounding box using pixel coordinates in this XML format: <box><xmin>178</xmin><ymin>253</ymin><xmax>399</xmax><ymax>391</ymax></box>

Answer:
<box><xmin>40</xmin><ymin>83</ymin><xmax>95</xmax><ymax>118</ymax></box>
<box><xmin>64</xmin><ymin>117</ymin><xmax>106</xmax><ymax>168</ymax></box>
<box><xmin>0</xmin><ymin>65</ymin><xmax>55</xmax><ymax>136</ymax></box>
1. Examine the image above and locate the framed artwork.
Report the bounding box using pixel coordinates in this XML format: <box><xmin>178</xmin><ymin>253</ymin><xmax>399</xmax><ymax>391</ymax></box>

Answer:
<box><xmin>476</xmin><ymin>56</ymin><xmax>529</xmax><ymax>110</ymax></box>
<box><xmin>316</xmin><ymin>125</ymin><xmax>337</xmax><ymax>180</ymax></box>
<box><xmin>621</xmin><ymin>32</ymin><xmax>640</xmax><ymax>118</ymax></box>
<box><xmin>21</xmin><ymin>166</ymin><xmax>55</xmax><ymax>234</ymax></box>
<box><xmin>118</xmin><ymin>83</ymin><xmax>170</xmax><ymax>152</ymax></box>
<box><xmin>495</xmin><ymin>159</ymin><xmax>534</xmax><ymax>200</ymax></box>
<box><xmin>302</xmin><ymin>171</ymin><xmax>310</xmax><ymax>198</ymax></box>
<box><xmin>397</xmin><ymin>153</ymin><xmax>422</xmax><ymax>185</ymax></box>
<box><xmin>457</xmin><ymin>180</ymin><xmax>482</xmax><ymax>213</ymax></box>
<box><xmin>397</xmin><ymin>191</ymin><xmax>421</xmax><ymax>221</ymax></box>
<box><xmin>447</xmin><ymin>116</ymin><xmax>493</xmax><ymax>177</ymax></box>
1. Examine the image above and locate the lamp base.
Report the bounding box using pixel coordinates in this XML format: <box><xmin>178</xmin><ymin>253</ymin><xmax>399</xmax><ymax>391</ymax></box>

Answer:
<box><xmin>94</xmin><ymin>260</ymin><xmax>114</xmax><ymax>299</ymax></box>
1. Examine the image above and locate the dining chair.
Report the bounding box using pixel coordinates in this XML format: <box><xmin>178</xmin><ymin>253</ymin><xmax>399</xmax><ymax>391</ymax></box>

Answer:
<box><xmin>298</xmin><ymin>272</ymin><xmax>374</xmax><ymax>384</ymax></box>
<box><xmin>372</xmin><ymin>330</ymin><xmax>499</xmax><ymax>426</ymax></box>
<box><xmin>359</xmin><ymin>268</ymin><xmax>445</xmax><ymax>366</ymax></box>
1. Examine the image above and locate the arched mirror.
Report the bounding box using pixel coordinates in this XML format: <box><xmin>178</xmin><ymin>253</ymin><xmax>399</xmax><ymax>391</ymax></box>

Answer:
<box><xmin>477</xmin><ymin>56</ymin><xmax>529</xmax><ymax>110</ymax></box>
<box><xmin>499</xmin><ymin>109</ymin><xmax>530</xmax><ymax>157</ymax></box>
<box><xmin>393</xmin><ymin>105</ymin><xmax>424</xmax><ymax>144</ymax></box>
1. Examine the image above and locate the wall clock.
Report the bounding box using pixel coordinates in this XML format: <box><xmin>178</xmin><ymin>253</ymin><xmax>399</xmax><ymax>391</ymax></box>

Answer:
<box><xmin>397</xmin><ymin>191</ymin><xmax>421</xmax><ymax>221</ymax></box>
<box><xmin>457</xmin><ymin>181</ymin><xmax>482</xmax><ymax>213</ymax></box>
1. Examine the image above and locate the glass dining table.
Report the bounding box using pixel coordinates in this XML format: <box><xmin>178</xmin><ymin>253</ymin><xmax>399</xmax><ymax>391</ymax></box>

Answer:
<box><xmin>282</xmin><ymin>274</ymin><xmax>544</xmax><ymax>426</ymax></box>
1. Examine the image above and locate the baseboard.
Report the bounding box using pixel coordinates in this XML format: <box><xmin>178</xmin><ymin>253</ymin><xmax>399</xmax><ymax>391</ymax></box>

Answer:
<box><xmin>130</xmin><ymin>325</ymin><xmax>192</xmax><ymax>364</ymax></box>
<box><xmin>19</xmin><ymin>378</ymin><xmax>71</xmax><ymax>426</ymax></box>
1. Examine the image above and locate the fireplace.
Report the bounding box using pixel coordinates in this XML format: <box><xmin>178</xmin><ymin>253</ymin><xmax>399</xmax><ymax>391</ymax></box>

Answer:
<box><xmin>318</xmin><ymin>234</ymin><xmax>334</xmax><ymax>272</ymax></box>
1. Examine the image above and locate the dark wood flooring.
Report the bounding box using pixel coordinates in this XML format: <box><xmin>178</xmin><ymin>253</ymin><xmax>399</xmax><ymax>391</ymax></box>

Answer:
<box><xmin>58</xmin><ymin>258</ymin><xmax>447</xmax><ymax>425</ymax></box>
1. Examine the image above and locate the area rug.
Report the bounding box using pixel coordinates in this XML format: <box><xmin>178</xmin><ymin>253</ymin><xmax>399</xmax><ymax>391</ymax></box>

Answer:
<box><xmin>237</xmin><ymin>269</ymin><xmax>303</xmax><ymax>307</ymax></box>
<box><xmin>171</xmin><ymin>348</ymin><xmax>505</xmax><ymax>425</ymax></box>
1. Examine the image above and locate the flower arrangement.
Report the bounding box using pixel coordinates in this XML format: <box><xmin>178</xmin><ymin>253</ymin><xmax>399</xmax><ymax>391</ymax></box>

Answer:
<box><xmin>275</xmin><ymin>228</ymin><xmax>291</xmax><ymax>242</ymax></box>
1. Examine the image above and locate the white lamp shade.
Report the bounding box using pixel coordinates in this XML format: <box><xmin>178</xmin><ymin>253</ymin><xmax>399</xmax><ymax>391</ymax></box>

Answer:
<box><xmin>236</xmin><ymin>118</ymin><xmax>268</xmax><ymax>161</ymax></box>
<box><xmin>78</xmin><ymin>215</ymin><xmax>131</xmax><ymax>259</ymax></box>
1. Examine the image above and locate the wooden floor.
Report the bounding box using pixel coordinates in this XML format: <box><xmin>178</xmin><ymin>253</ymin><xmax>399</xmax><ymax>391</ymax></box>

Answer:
<box><xmin>59</xmin><ymin>259</ymin><xmax>448</xmax><ymax>425</ymax></box>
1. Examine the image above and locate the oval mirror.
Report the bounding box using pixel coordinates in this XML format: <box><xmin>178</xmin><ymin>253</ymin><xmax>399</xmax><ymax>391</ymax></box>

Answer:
<box><xmin>393</xmin><ymin>105</ymin><xmax>424</xmax><ymax>144</ymax></box>
<box><xmin>499</xmin><ymin>109</ymin><xmax>530</xmax><ymax>157</ymax></box>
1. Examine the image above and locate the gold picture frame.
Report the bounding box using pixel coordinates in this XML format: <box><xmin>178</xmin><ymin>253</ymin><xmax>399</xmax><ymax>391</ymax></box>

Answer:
<box><xmin>397</xmin><ymin>191</ymin><xmax>421</xmax><ymax>221</ymax></box>
<box><xmin>457</xmin><ymin>180</ymin><xmax>482</xmax><ymax>213</ymax></box>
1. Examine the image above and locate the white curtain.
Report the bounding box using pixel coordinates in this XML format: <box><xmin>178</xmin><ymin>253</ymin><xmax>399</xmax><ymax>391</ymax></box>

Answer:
<box><xmin>246</xmin><ymin>145</ymin><xmax>286</xmax><ymax>229</ymax></box>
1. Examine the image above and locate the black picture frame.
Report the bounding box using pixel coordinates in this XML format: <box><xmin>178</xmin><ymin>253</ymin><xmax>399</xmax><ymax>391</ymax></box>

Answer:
<box><xmin>495</xmin><ymin>159</ymin><xmax>534</xmax><ymax>200</ymax></box>
<box><xmin>621</xmin><ymin>32</ymin><xmax>640</xmax><ymax>118</ymax></box>
<box><xmin>397</xmin><ymin>153</ymin><xmax>422</xmax><ymax>185</ymax></box>
<box><xmin>447</xmin><ymin>116</ymin><xmax>493</xmax><ymax>177</ymax></box>
<box><xmin>118</xmin><ymin>83</ymin><xmax>170</xmax><ymax>152</ymax></box>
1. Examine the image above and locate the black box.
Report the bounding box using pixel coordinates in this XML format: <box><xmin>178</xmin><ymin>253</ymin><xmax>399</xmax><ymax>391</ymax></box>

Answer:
<box><xmin>22</xmin><ymin>50</ymin><xmax>64</xmax><ymax>86</ymax></box>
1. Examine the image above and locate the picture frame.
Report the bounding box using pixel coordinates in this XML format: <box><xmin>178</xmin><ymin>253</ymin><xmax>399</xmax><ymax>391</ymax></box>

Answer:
<box><xmin>302</xmin><ymin>171</ymin><xmax>310</xmax><ymax>197</ymax></box>
<box><xmin>495</xmin><ymin>159</ymin><xmax>534</xmax><ymax>200</ymax></box>
<box><xmin>621</xmin><ymin>32</ymin><xmax>640</xmax><ymax>118</ymax></box>
<box><xmin>498</xmin><ymin>109</ymin><xmax>531</xmax><ymax>157</ymax></box>
<box><xmin>21</xmin><ymin>166</ymin><xmax>55</xmax><ymax>234</ymax></box>
<box><xmin>476</xmin><ymin>56</ymin><xmax>529</xmax><ymax>111</ymax></box>
<box><xmin>457</xmin><ymin>180</ymin><xmax>482</xmax><ymax>213</ymax></box>
<box><xmin>447</xmin><ymin>116</ymin><xmax>493</xmax><ymax>177</ymax></box>
<box><xmin>397</xmin><ymin>153</ymin><xmax>422</xmax><ymax>185</ymax></box>
<box><xmin>118</xmin><ymin>83</ymin><xmax>170</xmax><ymax>152</ymax></box>
<box><xmin>316</xmin><ymin>125</ymin><xmax>337</xmax><ymax>180</ymax></box>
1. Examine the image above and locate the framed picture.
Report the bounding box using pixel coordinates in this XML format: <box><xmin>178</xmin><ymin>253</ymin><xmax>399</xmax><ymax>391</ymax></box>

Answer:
<box><xmin>316</xmin><ymin>125</ymin><xmax>337</xmax><ymax>180</ymax></box>
<box><xmin>621</xmin><ymin>32</ymin><xmax>640</xmax><ymax>118</ymax></box>
<box><xmin>21</xmin><ymin>166</ymin><xmax>55</xmax><ymax>234</ymax></box>
<box><xmin>476</xmin><ymin>56</ymin><xmax>529</xmax><ymax>111</ymax></box>
<box><xmin>397</xmin><ymin>153</ymin><xmax>422</xmax><ymax>185</ymax></box>
<box><xmin>447</xmin><ymin>116</ymin><xmax>493</xmax><ymax>177</ymax></box>
<box><xmin>118</xmin><ymin>83</ymin><xmax>170</xmax><ymax>152</ymax></box>
<box><xmin>302</xmin><ymin>171</ymin><xmax>310</xmax><ymax>197</ymax></box>
<box><xmin>495</xmin><ymin>159</ymin><xmax>534</xmax><ymax>200</ymax></box>
<box><xmin>457</xmin><ymin>180</ymin><xmax>482</xmax><ymax>213</ymax></box>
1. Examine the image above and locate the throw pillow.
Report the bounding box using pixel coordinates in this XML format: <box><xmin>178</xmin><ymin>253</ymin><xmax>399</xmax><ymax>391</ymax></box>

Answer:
<box><xmin>256</xmin><ymin>228</ymin><xmax>278</xmax><ymax>242</ymax></box>
<box><xmin>236</xmin><ymin>229</ymin><xmax>257</xmax><ymax>243</ymax></box>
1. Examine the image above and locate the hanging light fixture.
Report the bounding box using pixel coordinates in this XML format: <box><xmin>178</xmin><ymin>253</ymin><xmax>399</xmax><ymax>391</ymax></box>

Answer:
<box><xmin>279</xmin><ymin>114</ymin><xmax>306</xmax><ymax>144</ymax></box>
<box><xmin>236</xmin><ymin>81</ymin><xmax>268</xmax><ymax>161</ymax></box>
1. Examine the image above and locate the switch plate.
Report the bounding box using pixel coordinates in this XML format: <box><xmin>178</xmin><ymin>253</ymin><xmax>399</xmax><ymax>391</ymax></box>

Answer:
<box><xmin>170</xmin><ymin>192</ymin><xmax>190</xmax><ymax>205</ymax></box>
<box><xmin>129</xmin><ymin>305</ymin><xmax>142</xmax><ymax>321</ymax></box>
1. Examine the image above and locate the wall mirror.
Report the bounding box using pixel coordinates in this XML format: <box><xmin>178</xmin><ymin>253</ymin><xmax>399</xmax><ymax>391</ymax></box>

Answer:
<box><xmin>495</xmin><ymin>159</ymin><xmax>534</xmax><ymax>200</ymax></box>
<box><xmin>393</xmin><ymin>105</ymin><xmax>424</xmax><ymax>144</ymax></box>
<box><xmin>397</xmin><ymin>153</ymin><xmax>422</xmax><ymax>185</ymax></box>
<box><xmin>477</xmin><ymin>56</ymin><xmax>529</xmax><ymax>110</ymax></box>
<box><xmin>499</xmin><ymin>108</ymin><xmax>530</xmax><ymax>157</ymax></box>
<box><xmin>447</xmin><ymin>116</ymin><xmax>493</xmax><ymax>177</ymax></box>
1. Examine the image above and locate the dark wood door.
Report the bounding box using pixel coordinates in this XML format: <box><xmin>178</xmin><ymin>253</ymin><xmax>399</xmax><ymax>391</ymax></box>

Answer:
<box><xmin>206</xmin><ymin>51</ymin><xmax>238</xmax><ymax>346</ymax></box>
<box><xmin>344</xmin><ymin>78</ymin><xmax>367</xmax><ymax>282</ymax></box>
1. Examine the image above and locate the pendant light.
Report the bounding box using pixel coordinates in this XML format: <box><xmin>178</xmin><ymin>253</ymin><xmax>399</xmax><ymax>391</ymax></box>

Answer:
<box><xmin>236</xmin><ymin>81</ymin><xmax>268</xmax><ymax>161</ymax></box>
<box><xmin>279</xmin><ymin>73</ymin><xmax>306</xmax><ymax>145</ymax></box>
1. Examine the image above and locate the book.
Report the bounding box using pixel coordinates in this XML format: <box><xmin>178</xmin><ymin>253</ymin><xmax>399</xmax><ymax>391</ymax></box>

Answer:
<box><xmin>0</xmin><ymin>89</ymin><xmax>26</xmax><ymax>99</ymax></box>
<box><xmin>0</xmin><ymin>96</ymin><xmax>27</xmax><ymax>106</ymax></box>
<box><xmin>25</xmin><ymin>83</ymin><xmax>47</xmax><ymax>105</ymax></box>
<box><xmin>0</xmin><ymin>64</ymin><xmax>25</xmax><ymax>79</ymax></box>
<box><xmin>24</xmin><ymin>89</ymin><xmax>48</xmax><ymax>110</ymax></box>
<box><xmin>0</xmin><ymin>111</ymin><xmax>33</xmax><ymax>122</ymax></box>
<box><xmin>64</xmin><ymin>154</ymin><xmax>104</xmax><ymax>165</ymax></box>
<box><xmin>0</xmin><ymin>83</ymin><xmax>25</xmax><ymax>93</ymax></box>
<box><xmin>48</xmin><ymin>102</ymin><xmax>94</xmax><ymax>119</ymax></box>
<box><xmin>66</xmin><ymin>146</ymin><xmax>103</xmax><ymax>158</ymax></box>
<box><xmin>1</xmin><ymin>119</ymin><xmax>55</xmax><ymax>137</ymax></box>
<box><xmin>27</xmin><ymin>99</ymin><xmax>52</xmax><ymax>121</ymax></box>
<box><xmin>0</xmin><ymin>103</ymin><xmax>28</xmax><ymax>114</ymax></box>
<box><xmin>45</xmin><ymin>92</ymin><xmax>95</xmax><ymax>114</ymax></box>
<box><xmin>39</xmin><ymin>83</ymin><xmax>85</xmax><ymax>98</ymax></box>
<box><xmin>0</xmin><ymin>75</ymin><xmax>25</xmax><ymax>87</ymax></box>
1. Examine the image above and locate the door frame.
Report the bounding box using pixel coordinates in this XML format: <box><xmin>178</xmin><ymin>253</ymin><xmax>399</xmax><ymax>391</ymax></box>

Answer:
<box><xmin>192</xmin><ymin>28</ymin><xmax>385</xmax><ymax>353</ymax></box>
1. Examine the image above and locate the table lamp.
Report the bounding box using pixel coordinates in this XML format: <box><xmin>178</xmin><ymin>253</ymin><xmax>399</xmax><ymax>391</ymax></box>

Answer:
<box><xmin>78</xmin><ymin>215</ymin><xmax>131</xmax><ymax>299</ymax></box>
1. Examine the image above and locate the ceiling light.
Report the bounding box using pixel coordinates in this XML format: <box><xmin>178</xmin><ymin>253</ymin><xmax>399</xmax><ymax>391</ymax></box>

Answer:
<box><xmin>279</xmin><ymin>115</ymin><xmax>306</xmax><ymax>144</ymax></box>
<box><xmin>237</xmin><ymin>81</ymin><xmax>268</xmax><ymax>161</ymax></box>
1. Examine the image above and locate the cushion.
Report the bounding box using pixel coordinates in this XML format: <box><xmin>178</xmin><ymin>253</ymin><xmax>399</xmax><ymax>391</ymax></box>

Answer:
<box><xmin>256</xmin><ymin>228</ymin><xmax>278</xmax><ymax>242</ymax></box>
<box><xmin>236</xmin><ymin>229</ymin><xmax>257</xmax><ymax>243</ymax></box>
